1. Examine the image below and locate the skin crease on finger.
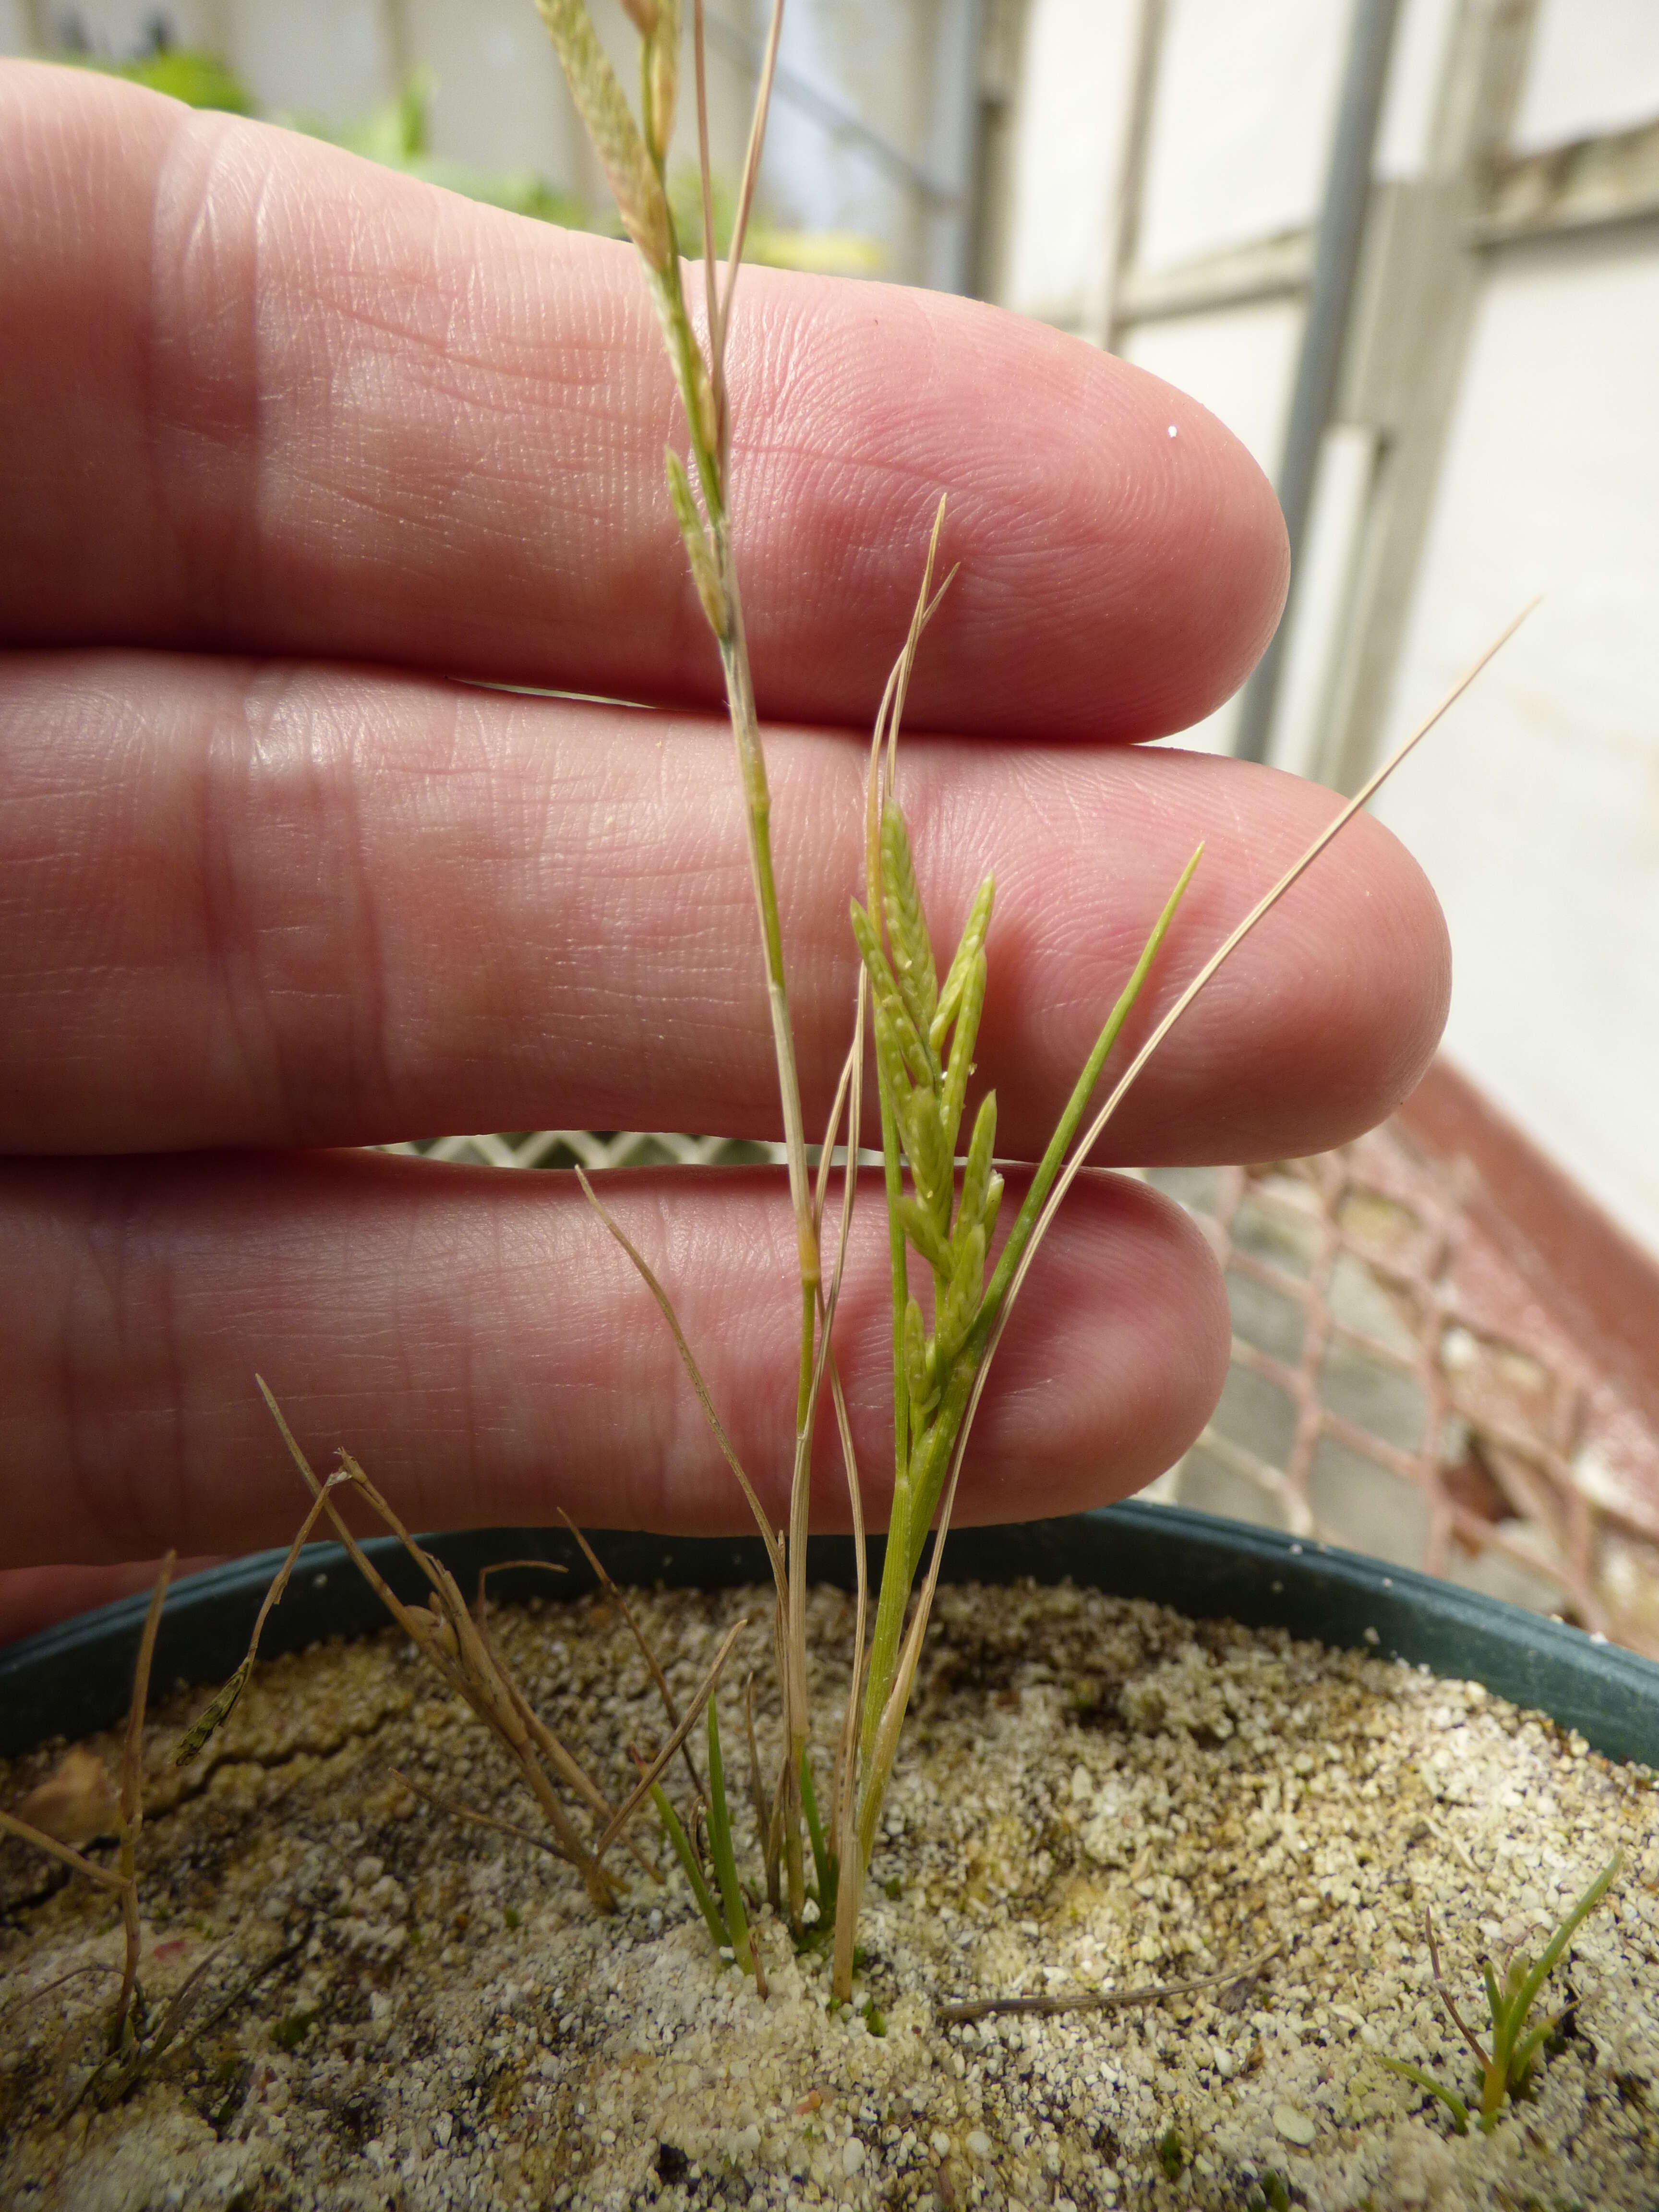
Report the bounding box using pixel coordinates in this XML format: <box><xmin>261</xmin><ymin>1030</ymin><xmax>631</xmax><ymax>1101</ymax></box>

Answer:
<box><xmin>0</xmin><ymin>64</ymin><xmax>1288</xmax><ymax>740</ymax></box>
<box><xmin>0</xmin><ymin>1157</ymin><xmax>1229</xmax><ymax>1571</ymax></box>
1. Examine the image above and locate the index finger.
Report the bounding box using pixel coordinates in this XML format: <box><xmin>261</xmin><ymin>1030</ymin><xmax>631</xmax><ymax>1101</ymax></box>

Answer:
<box><xmin>0</xmin><ymin>63</ymin><xmax>1286</xmax><ymax>742</ymax></box>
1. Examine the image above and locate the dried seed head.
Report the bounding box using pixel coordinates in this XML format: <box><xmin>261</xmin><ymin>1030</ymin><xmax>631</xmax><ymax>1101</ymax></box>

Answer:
<box><xmin>645</xmin><ymin>0</ymin><xmax>680</xmax><ymax>167</ymax></box>
<box><xmin>535</xmin><ymin>0</ymin><xmax>673</xmax><ymax>275</ymax></box>
<box><xmin>173</xmin><ymin>1659</ymin><xmax>253</xmax><ymax>1768</ymax></box>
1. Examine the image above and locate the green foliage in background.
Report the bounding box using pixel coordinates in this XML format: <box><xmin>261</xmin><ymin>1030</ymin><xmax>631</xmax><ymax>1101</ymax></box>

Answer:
<box><xmin>289</xmin><ymin>69</ymin><xmax>589</xmax><ymax>229</ymax></box>
<box><xmin>58</xmin><ymin>43</ymin><xmax>874</xmax><ymax>270</ymax></box>
<box><xmin>666</xmin><ymin>165</ymin><xmax>881</xmax><ymax>278</ymax></box>
<box><xmin>62</xmin><ymin>47</ymin><xmax>257</xmax><ymax>115</ymax></box>
<box><xmin>60</xmin><ymin>47</ymin><xmax>584</xmax><ymax>229</ymax></box>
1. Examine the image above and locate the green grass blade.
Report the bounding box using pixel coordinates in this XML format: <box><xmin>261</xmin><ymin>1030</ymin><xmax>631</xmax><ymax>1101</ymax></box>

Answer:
<box><xmin>651</xmin><ymin>1783</ymin><xmax>727</xmax><ymax>1952</ymax></box>
<box><xmin>974</xmin><ymin>848</ymin><xmax>1202</xmax><ymax>1344</ymax></box>
<box><xmin>1481</xmin><ymin>1955</ymin><xmax>1505</xmax><ymax>2039</ymax></box>
<box><xmin>1378</xmin><ymin>2056</ymin><xmax>1470</xmax><ymax>2136</ymax></box>
<box><xmin>706</xmin><ymin>1699</ymin><xmax>755</xmax><ymax>1974</ymax></box>
<box><xmin>800</xmin><ymin>1749</ymin><xmax>833</xmax><ymax>1906</ymax></box>
<box><xmin>1505</xmin><ymin>2009</ymin><xmax>1562</xmax><ymax>2094</ymax></box>
<box><xmin>1506</xmin><ymin>1853</ymin><xmax>1620</xmax><ymax>2043</ymax></box>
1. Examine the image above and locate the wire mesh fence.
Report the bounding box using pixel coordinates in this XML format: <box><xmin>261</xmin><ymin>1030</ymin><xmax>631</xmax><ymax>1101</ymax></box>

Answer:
<box><xmin>385</xmin><ymin>1117</ymin><xmax>1659</xmax><ymax>1658</ymax></box>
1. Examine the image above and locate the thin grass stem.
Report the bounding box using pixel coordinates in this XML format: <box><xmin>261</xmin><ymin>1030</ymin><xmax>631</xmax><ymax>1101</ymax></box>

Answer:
<box><xmin>559</xmin><ymin>1514</ymin><xmax>703</xmax><ymax>1800</ymax></box>
<box><xmin>716</xmin><ymin>0</ymin><xmax>784</xmax><ymax>375</ymax></box>
<box><xmin>799</xmin><ymin>1749</ymin><xmax>832</xmax><ymax>1904</ymax></box>
<box><xmin>595</xmin><ymin>1620</ymin><xmax>745</xmax><ymax>1860</ymax></box>
<box><xmin>573</xmin><ymin>1170</ymin><xmax>788</xmax><ymax>1609</ymax></box>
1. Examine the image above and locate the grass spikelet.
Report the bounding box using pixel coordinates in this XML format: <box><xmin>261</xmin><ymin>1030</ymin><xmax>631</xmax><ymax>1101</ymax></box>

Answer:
<box><xmin>532</xmin><ymin>0</ymin><xmax>672</xmax><ymax>274</ymax></box>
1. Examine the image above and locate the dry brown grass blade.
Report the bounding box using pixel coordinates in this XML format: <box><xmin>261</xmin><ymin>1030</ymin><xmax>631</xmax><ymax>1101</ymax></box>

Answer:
<box><xmin>112</xmin><ymin>1552</ymin><xmax>173</xmax><ymax>2043</ymax></box>
<box><xmin>691</xmin><ymin>0</ymin><xmax>721</xmax><ymax>437</ymax></box>
<box><xmin>0</xmin><ymin>1808</ymin><xmax>126</xmax><ymax>1891</ymax></box>
<box><xmin>716</xmin><ymin>0</ymin><xmax>784</xmax><ymax>374</ymax></box>
<box><xmin>881</xmin><ymin>498</ymin><xmax>953</xmax><ymax>799</ymax></box>
<box><xmin>479</xmin><ymin>1558</ymin><xmax>568</xmax><ymax>1587</ymax></box>
<box><xmin>176</xmin><ymin>1480</ymin><xmax>347</xmax><ymax>1765</ymax></box>
<box><xmin>254</xmin><ymin>1385</ymin><xmax>618</xmax><ymax>1908</ymax></box>
<box><xmin>574</xmin><ymin>1168</ymin><xmax>787</xmax><ymax>1609</ymax></box>
<box><xmin>119</xmin><ymin>1554</ymin><xmax>172</xmax><ymax>1836</ymax></box>
<box><xmin>931</xmin><ymin>602</ymin><xmax>1544</xmax><ymax>1658</ymax></box>
<box><xmin>594</xmin><ymin>1618</ymin><xmax>746</xmax><ymax>1860</ymax></box>
<box><xmin>976</xmin><ymin>600</ymin><xmax>1539</xmax><ymax>1394</ymax></box>
<box><xmin>0</xmin><ymin>1961</ymin><xmax>119</xmax><ymax>2028</ymax></box>
<box><xmin>92</xmin><ymin>1938</ymin><xmax>231</xmax><ymax>2106</ymax></box>
<box><xmin>558</xmin><ymin>1513</ymin><xmax>705</xmax><ymax>1800</ymax></box>
<box><xmin>466</xmin><ymin>1574</ymin><xmax>656</xmax><ymax>1881</ymax></box>
<box><xmin>390</xmin><ymin>1769</ymin><xmax>571</xmax><ymax>1864</ymax></box>
<box><xmin>938</xmin><ymin>1944</ymin><xmax>1282</xmax><ymax>2024</ymax></box>
<box><xmin>812</xmin><ymin>975</ymin><xmax>870</xmax><ymax>1854</ymax></box>
<box><xmin>861</xmin><ymin>511</ymin><xmax>958</xmax><ymax>897</ymax></box>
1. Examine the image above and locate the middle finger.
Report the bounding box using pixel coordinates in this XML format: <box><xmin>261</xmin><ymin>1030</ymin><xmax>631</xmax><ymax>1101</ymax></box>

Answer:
<box><xmin>0</xmin><ymin>649</ymin><xmax>1449</xmax><ymax>1162</ymax></box>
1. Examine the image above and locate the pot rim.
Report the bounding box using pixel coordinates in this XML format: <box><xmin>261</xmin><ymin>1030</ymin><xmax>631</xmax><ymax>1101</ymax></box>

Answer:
<box><xmin>3</xmin><ymin>1503</ymin><xmax>1656</xmax><ymax>1766</ymax></box>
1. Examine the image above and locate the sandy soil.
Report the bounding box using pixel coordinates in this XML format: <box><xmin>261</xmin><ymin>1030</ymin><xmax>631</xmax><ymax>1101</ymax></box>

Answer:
<box><xmin>1</xmin><ymin>1576</ymin><xmax>1655</xmax><ymax>2212</ymax></box>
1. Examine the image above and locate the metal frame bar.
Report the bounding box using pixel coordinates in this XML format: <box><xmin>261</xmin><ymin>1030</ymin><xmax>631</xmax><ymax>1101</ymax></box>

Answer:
<box><xmin>1093</xmin><ymin>0</ymin><xmax>1166</xmax><ymax>351</ymax></box>
<box><xmin>1232</xmin><ymin>0</ymin><xmax>1403</xmax><ymax>768</ymax></box>
<box><xmin>1473</xmin><ymin>111</ymin><xmax>1659</xmax><ymax>245</ymax></box>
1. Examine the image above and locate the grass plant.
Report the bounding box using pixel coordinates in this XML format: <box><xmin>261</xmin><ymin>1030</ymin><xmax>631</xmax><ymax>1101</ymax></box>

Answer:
<box><xmin>176</xmin><ymin>1382</ymin><xmax>748</xmax><ymax>1913</ymax></box>
<box><xmin>139</xmin><ymin>0</ymin><xmax>1537</xmax><ymax>2032</ymax></box>
<box><xmin>526</xmin><ymin>0</ymin><xmax>1537</xmax><ymax>2006</ymax></box>
<box><xmin>1381</xmin><ymin>1852</ymin><xmax>1623</xmax><ymax>2134</ymax></box>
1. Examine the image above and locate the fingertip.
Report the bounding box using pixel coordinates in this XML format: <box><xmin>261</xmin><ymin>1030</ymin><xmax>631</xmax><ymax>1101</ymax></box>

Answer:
<box><xmin>727</xmin><ymin>275</ymin><xmax>1291</xmax><ymax>745</ymax></box>
<box><xmin>961</xmin><ymin>1171</ymin><xmax>1230</xmax><ymax>1522</ymax></box>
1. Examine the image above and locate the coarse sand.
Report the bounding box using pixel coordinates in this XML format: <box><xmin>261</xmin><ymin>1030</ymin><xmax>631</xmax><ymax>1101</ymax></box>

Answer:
<box><xmin>2</xmin><ymin>1576</ymin><xmax>1655</xmax><ymax>2211</ymax></box>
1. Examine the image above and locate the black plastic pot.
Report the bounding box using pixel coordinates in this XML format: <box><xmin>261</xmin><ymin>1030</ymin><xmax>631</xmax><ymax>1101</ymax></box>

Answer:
<box><xmin>3</xmin><ymin>1502</ymin><xmax>1658</xmax><ymax>1768</ymax></box>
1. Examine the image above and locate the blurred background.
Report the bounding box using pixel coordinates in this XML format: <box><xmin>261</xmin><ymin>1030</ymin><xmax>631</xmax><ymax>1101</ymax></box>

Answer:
<box><xmin>4</xmin><ymin>1</ymin><xmax>1657</xmax><ymax>1648</ymax></box>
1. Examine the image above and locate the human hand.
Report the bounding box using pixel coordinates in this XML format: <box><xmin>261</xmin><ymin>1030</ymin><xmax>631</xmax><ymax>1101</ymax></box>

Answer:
<box><xmin>0</xmin><ymin>64</ymin><xmax>1448</xmax><ymax>1642</ymax></box>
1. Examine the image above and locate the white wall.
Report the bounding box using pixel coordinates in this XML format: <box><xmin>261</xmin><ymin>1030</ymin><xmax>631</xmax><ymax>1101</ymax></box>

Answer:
<box><xmin>1001</xmin><ymin>0</ymin><xmax>1140</xmax><ymax>325</ymax></box>
<box><xmin>998</xmin><ymin>0</ymin><xmax>1659</xmax><ymax>1259</ymax></box>
<box><xmin>1374</xmin><ymin>219</ymin><xmax>1659</xmax><ymax>1255</ymax></box>
<box><xmin>1138</xmin><ymin>0</ymin><xmax>1354</xmax><ymax>268</ymax></box>
<box><xmin>1514</xmin><ymin>0</ymin><xmax>1659</xmax><ymax>152</ymax></box>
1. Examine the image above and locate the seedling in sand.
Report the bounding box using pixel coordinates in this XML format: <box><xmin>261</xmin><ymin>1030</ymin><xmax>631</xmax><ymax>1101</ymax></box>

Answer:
<box><xmin>1382</xmin><ymin>1852</ymin><xmax>1623</xmax><ymax>2134</ymax></box>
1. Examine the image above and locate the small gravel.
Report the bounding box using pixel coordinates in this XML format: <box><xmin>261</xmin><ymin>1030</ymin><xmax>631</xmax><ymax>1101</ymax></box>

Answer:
<box><xmin>1</xmin><ymin>1577</ymin><xmax>1655</xmax><ymax>2211</ymax></box>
